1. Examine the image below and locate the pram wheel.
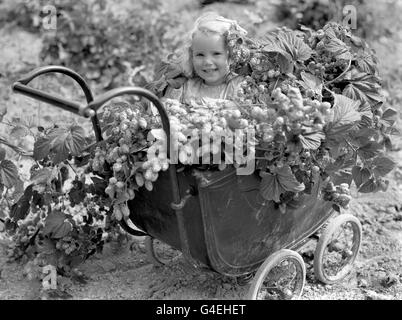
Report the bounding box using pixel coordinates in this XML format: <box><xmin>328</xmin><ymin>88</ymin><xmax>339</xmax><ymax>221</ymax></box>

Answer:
<box><xmin>314</xmin><ymin>213</ymin><xmax>362</xmax><ymax>284</ymax></box>
<box><xmin>247</xmin><ymin>249</ymin><xmax>306</xmax><ymax>300</ymax></box>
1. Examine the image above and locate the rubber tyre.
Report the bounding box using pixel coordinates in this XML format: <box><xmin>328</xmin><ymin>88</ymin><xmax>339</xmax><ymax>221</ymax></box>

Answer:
<box><xmin>247</xmin><ymin>249</ymin><xmax>306</xmax><ymax>300</ymax></box>
<box><xmin>314</xmin><ymin>213</ymin><xmax>362</xmax><ymax>284</ymax></box>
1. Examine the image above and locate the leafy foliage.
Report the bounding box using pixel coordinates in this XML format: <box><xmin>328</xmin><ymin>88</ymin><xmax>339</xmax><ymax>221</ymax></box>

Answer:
<box><xmin>260</xmin><ymin>166</ymin><xmax>305</xmax><ymax>202</ymax></box>
<box><xmin>0</xmin><ymin>0</ymin><xmax>44</xmax><ymax>33</ymax></box>
<box><xmin>220</xmin><ymin>22</ymin><xmax>396</xmax><ymax>210</ymax></box>
<box><xmin>0</xmin><ymin>159</ymin><xmax>21</xmax><ymax>188</ymax></box>
<box><xmin>42</xmin><ymin>211</ymin><xmax>73</xmax><ymax>239</ymax></box>
<box><xmin>273</xmin><ymin>0</ymin><xmax>380</xmax><ymax>40</ymax></box>
<box><xmin>34</xmin><ymin>125</ymin><xmax>87</xmax><ymax>164</ymax></box>
<box><xmin>0</xmin><ymin>117</ymin><xmax>118</xmax><ymax>280</ymax></box>
<box><xmin>37</xmin><ymin>0</ymin><xmax>185</xmax><ymax>89</ymax></box>
<box><xmin>0</xmin><ymin>0</ymin><xmax>187</xmax><ymax>88</ymax></box>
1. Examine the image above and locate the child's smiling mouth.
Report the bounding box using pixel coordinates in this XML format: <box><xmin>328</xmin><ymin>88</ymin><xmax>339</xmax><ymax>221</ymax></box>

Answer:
<box><xmin>203</xmin><ymin>68</ymin><xmax>218</xmax><ymax>74</ymax></box>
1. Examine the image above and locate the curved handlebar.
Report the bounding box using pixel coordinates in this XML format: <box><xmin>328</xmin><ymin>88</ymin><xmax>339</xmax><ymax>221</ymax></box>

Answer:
<box><xmin>12</xmin><ymin>82</ymin><xmax>95</xmax><ymax>118</ymax></box>
<box><xmin>86</xmin><ymin>87</ymin><xmax>171</xmax><ymax>154</ymax></box>
<box><xmin>12</xmin><ymin>65</ymin><xmax>102</xmax><ymax>141</ymax></box>
<box><xmin>15</xmin><ymin>65</ymin><xmax>94</xmax><ymax>101</ymax></box>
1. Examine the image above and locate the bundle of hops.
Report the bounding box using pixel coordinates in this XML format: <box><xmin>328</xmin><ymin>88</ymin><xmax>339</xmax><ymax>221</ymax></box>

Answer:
<box><xmin>91</xmin><ymin>101</ymin><xmax>164</xmax><ymax>220</ymax></box>
<box><xmin>159</xmin><ymin>98</ymin><xmax>255</xmax><ymax>167</ymax></box>
<box><xmin>92</xmin><ymin>97</ymin><xmax>256</xmax><ymax>220</ymax></box>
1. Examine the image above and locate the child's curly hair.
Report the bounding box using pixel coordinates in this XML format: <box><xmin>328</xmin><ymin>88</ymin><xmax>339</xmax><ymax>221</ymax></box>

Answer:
<box><xmin>175</xmin><ymin>12</ymin><xmax>249</xmax><ymax>79</ymax></box>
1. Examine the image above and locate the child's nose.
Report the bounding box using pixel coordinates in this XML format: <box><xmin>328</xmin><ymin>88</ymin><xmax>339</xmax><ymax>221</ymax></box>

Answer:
<box><xmin>203</xmin><ymin>55</ymin><xmax>214</xmax><ymax>65</ymax></box>
<box><xmin>203</xmin><ymin>59</ymin><xmax>213</xmax><ymax>66</ymax></box>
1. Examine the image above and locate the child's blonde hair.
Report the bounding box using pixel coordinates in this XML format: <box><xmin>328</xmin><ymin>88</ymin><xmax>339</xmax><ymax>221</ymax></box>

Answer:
<box><xmin>177</xmin><ymin>12</ymin><xmax>247</xmax><ymax>78</ymax></box>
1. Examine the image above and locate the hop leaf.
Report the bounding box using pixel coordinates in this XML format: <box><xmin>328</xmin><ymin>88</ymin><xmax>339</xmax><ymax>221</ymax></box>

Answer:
<box><xmin>357</xmin><ymin>141</ymin><xmax>383</xmax><ymax>159</ymax></box>
<box><xmin>326</xmin><ymin>94</ymin><xmax>361</xmax><ymax>141</ymax></box>
<box><xmin>275</xmin><ymin>30</ymin><xmax>313</xmax><ymax>62</ymax></box>
<box><xmin>342</xmin><ymin>72</ymin><xmax>382</xmax><ymax>106</ymax></box>
<box><xmin>0</xmin><ymin>159</ymin><xmax>21</xmax><ymax>188</ymax></box>
<box><xmin>352</xmin><ymin>166</ymin><xmax>371</xmax><ymax>188</ymax></box>
<box><xmin>325</xmin><ymin>37</ymin><xmax>352</xmax><ymax>60</ymax></box>
<box><xmin>299</xmin><ymin>131</ymin><xmax>325</xmax><ymax>150</ymax></box>
<box><xmin>34</xmin><ymin>125</ymin><xmax>87</xmax><ymax>163</ymax></box>
<box><xmin>356</xmin><ymin>50</ymin><xmax>378</xmax><ymax>74</ymax></box>
<box><xmin>0</xmin><ymin>146</ymin><xmax>6</xmax><ymax>162</ymax></box>
<box><xmin>260</xmin><ymin>172</ymin><xmax>282</xmax><ymax>203</ymax></box>
<box><xmin>263</xmin><ymin>30</ymin><xmax>312</xmax><ymax>72</ymax></box>
<box><xmin>68</xmin><ymin>180</ymin><xmax>86</xmax><ymax>206</ymax></box>
<box><xmin>380</xmin><ymin>108</ymin><xmax>398</xmax><ymax>127</ymax></box>
<box><xmin>299</xmin><ymin>71</ymin><xmax>322</xmax><ymax>96</ymax></box>
<box><xmin>333</xmin><ymin>94</ymin><xmax>361</xmax><ymax>126</ymax></box>
<box><xmin>358</xmin><ymin>178</ymin><xmax>378</xmax><ymax>193</ymax></box>
<box><xmin>372</xmin><ymin>156</ymin><xmax>396</xmax><ymax>177</ymax></box>
<box><xmin>8</xmin><ymin>185</ymin><xmax>33</xmax><ymax>224</ymax></box>
<box><xmin>43</xmin><ymin>211</ymin><xmax>73</xmax><ymax>239</ymax></box>
<box><xmin>88</xmin><ymin>176</ymin><xmax>107</xmax><ymax>195</ymax></box>
<box><xmin>49</xmin><ymin>125</ymin><xmax>87</xmax><ymax>163</ymax></box>
<box><xmin>33</xmin><ymin>136</ymin><xmax>51</xmax><ymax>161</ymax></box>
<box><xmin>259</xmin><ymin>166</ymin><xmax>305</xmax><ymax>202</ymax></box>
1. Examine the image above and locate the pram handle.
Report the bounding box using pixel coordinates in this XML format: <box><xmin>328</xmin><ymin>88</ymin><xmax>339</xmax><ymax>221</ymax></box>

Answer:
<box><xmin>12</xmin><ymin>65</ymin><xmax>102</xmax><ymax>141</ymax></box>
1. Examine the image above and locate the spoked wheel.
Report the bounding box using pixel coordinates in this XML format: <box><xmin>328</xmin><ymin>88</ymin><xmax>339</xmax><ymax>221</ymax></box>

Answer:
<box><xmin>314</xmin><ymin>213</ymin><xmax>362</xmax><ymax>284</ymax></box>
<box><xmin>247</xmin><ymin>249</ymin><xmax>306</xmax><ymax>300</ymax></box>
<box><xmin>145</xmin><ymin>236</ymin><xmax>181</xmax><ymax>266</ymax></box>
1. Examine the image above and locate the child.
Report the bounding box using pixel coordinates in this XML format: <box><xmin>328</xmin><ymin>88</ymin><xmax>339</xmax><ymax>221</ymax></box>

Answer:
<box><xmin>150</xmin><ymin>12</ymin><xmax>249</xmax><ymax>104</ymax></box>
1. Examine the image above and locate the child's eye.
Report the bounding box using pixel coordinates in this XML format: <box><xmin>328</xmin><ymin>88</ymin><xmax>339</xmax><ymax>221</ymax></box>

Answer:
<box><xmin>195</xmin><ymin>53</ymin><xmax>204</xmax><ymax>57</ymax></box>
<box><xmin>214</xmin><ymin>52</ymin><xmax>222</xmax><ymax>56</ymax></box>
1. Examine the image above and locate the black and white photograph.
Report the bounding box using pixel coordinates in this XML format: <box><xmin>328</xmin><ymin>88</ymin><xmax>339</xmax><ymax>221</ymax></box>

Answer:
<box><xmin>0</xmin><ymin>0</ymin><xmax>401</xmax><ymax>303</ymax></box>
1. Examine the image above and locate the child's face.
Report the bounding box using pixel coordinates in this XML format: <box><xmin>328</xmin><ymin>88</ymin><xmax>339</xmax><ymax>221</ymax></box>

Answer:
<box><xmin>191</xmin><ymin>32</ymin><xmax>230</xmax><ymax>86</ymax></box>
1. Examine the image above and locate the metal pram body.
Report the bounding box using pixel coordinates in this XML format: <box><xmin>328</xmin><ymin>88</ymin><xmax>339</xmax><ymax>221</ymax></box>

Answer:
<box><xmin>131</xmin><ymin>166</ymin><xmax>332</xmax><ymax>276</ymax></box>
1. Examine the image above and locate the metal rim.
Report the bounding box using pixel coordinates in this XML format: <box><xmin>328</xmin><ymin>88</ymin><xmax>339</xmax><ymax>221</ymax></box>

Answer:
<box><xmin>247</xmin><ymin>249</ymin><xmax>306</xmax><ymax>300</ymax></box>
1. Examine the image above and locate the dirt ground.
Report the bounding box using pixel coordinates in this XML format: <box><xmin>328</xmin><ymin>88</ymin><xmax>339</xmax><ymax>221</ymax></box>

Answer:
<box><xmin>0</xmin><ymin>0</ymin><xmax>402</xmax><ymax>300</ymax></box>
